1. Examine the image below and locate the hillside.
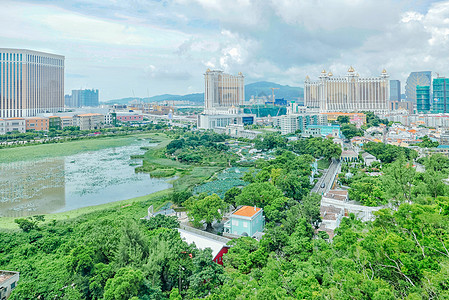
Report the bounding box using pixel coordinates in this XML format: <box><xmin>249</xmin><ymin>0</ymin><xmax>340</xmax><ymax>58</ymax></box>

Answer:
<box><xmin>103</xmin><ymin>81</ymin><xmax>303</xmax><ymax>105</ymax></box>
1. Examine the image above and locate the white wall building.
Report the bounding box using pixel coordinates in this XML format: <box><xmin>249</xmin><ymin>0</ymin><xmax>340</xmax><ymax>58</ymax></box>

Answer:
<box><xmin>305</xmin><ymin>66</ymin><xmax>390</xmax><ymax>114</ymax></box>
<box><xmin>204</xmin><ymin>69</ymin><xmax>244</xmax><ymax>112</ymax></box>
<box><xmin>0</xmin><ymin>48</ymin><xmax>64</xmax><ymax>118</ymax></box>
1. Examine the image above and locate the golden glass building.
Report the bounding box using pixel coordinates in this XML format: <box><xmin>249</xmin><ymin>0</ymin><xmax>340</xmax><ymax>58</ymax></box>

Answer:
<box><xmin>0</xmin><ymin>48</ymin><xmax>64</xmax><ymax>118</ymax></box>
<box><xmin>305</xmin><ymin>67</ymin><xmax>390</xmax><ymax>114</ymax></box>
<box><xmin>204</xmin><ymin>69</ymin><xmax>244</xmax><ymax>112</ymax></box>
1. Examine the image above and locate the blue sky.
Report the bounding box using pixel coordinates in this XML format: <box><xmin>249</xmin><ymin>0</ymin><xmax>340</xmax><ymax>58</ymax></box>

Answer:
<box><xmin>1</xmin><ymin>0</ymin><xmax>448</xmax><ymax>100</ymax></box>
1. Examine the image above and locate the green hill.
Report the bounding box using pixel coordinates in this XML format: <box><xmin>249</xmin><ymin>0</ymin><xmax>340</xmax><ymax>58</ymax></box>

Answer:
<box><xmin>103</xmin><ymin>81</ymin><xmax>303</xmax><ymax>105</ymax></box>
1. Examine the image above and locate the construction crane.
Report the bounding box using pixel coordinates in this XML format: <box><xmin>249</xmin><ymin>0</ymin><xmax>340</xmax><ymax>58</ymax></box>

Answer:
<box><xmin>270</xmin><ymin>88</ymin><xmax>279</xmax><ymax>103</ymax></box>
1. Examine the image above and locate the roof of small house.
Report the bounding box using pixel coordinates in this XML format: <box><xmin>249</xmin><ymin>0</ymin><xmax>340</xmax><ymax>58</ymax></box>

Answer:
<box><xmin>233</xmin><ymin>206</ymin><xmax>262</xmax><ymax>218</ymax></box>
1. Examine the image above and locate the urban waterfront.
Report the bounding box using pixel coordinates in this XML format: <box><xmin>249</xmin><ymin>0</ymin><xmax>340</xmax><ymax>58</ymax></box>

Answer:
<box><xmin>0</xmin><ymin>139</ymin><xmax>171</xmax><ymax>217</ymax></box>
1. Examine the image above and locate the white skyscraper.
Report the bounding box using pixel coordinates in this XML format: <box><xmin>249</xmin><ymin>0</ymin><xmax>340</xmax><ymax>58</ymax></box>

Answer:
<box><xmin>0</xmin><ymin>48</ymin><xmax>64</xmax><ymax>118</ymax></box>
<box><xmin>304</xmin><ymin>66</ymin><xmax>390</xmax><ymax>114</ymax></box>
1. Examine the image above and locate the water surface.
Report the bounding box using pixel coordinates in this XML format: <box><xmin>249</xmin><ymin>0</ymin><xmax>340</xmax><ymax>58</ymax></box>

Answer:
<box><xmin>0</xmin><ymin>139</ymin><xmax>171</xmax><ymax>217</ymax></box>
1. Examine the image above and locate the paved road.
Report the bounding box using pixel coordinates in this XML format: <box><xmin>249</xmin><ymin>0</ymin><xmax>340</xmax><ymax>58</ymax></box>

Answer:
<box><xmin>311</xmin><ymin>158</ymin><xmax>341</xmax><ymax>194</ymax></box>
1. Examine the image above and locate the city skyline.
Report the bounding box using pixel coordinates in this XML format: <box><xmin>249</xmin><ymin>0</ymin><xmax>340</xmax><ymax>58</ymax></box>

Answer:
<box><xmin>1</xmin><ymin>0</ymin><xmax>448</xmax><ymax>101</ymax></box>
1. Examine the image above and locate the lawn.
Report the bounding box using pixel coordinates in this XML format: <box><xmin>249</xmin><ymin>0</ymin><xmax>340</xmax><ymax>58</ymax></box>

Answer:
<box><xmin>317</xmin><ymin>158</ymin><xmax>331</xmax><ymax>169</ymax></box>
<box><xmin>0</xmin><ymin>132</ymin><xmax>162</xmax><ymax>163</ymax></box>
<box><xmin>0</xmin><ymin>188</ymin><xmax>173</xmax><ymax>230</ymax></box>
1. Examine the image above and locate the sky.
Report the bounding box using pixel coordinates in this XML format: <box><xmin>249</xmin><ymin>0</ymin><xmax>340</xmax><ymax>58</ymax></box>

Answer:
<box><xmin>1</xmin><ymin>0</ymin><xmax>448</xmax><ymax>101</ymax></box>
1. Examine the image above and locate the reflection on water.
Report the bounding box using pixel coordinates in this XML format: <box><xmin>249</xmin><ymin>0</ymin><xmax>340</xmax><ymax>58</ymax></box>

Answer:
<box><xmin>0</xmin><ymin>158</ymin><xmax>65</xmax><ymax>217</ymax></box>
<box><xmin>0</xmin><ymin>139</ymin><xmax>171</xmax><ymax>217</ymax></box>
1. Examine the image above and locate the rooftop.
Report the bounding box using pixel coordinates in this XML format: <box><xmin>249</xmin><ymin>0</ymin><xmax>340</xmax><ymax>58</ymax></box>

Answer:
<box><xmin>178</xmin><ymin>228</ymin><xmax>230</xmax><ymax>259</ymax></box>
<box><xmin>0</xmin><ymin>270</ymin><xmax>18</xmax><ymax>285</ymax></box>
<box><xmin>77</xmin><ymin>113</ymin><xmax>103</xmax><ymax>117</ymax></box>
<box><xmin>233</xmin><ymin>206</ymin><xmax>262</xmax><ymax>218</ymax></box>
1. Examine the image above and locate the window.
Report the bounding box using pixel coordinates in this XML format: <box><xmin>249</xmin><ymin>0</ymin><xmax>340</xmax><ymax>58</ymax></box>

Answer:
<box><xmin>232</xmin><ymin>219</ymin><xmax>238</xmax><ymax>226</ymax></box>
<box><xmin>11</xmin><ymin>282</ymin><xmax>16</xmax><ymax>289</ymax></box>
<box><xmin>243</xmin><ymin>222</ymin><xmax>248</xmax><ymax>228</ymax></box>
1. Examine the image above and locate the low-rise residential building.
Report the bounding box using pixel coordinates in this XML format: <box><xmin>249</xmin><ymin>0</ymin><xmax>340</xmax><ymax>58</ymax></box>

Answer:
<box><xmin>3</xmin><ymin>118</ymin><xmax>26</xmax><ymax>133</ymax></box>
<box><xmin>60</xmin><ymin>116</ymin><xmax>73</xmax><ymax>128</ymax></box>
<box><xmin>224</xmin><ymin>205</ymin><xmax>264</xmax><ymax>237</ymax></box>
<box><xmin>302</xmin><ymin>124</ymin><xmax>341</xmax><ymax>138</ymax></box>
<box><xmin>362</xmin><ymin>152</ymin><xmax>379</xmax><ymax>166</ymax></box>
<box><xmin>73</xmin><ymin>113</ymin><xmax>104</xmax><ymax>130</ymax></box>
<box><xmin>25</xmin><ymin>117</ymin><xmax>49</xmax><ymax>131</ymax></box>
<box><xmin>116</xmin><ymin>113</ymin><xmax>144</xmax><ymax>123</ymax></box>
<box><xmin>49</xmin><ymin>116</ymin><xmax>62</xmax><ymax>130</ymax></box>
<box><xmin>273</xmin><ymin>113</ymin><xmax>327</xmax><ymax>135</ymax></box>
<box><xmin>321</xmin><ymin>112</ymin><xmax>367</xmax><ymax>126</ymax></box>
<box><xmin>214</xmin><ymin>124</ymin><xmax>261</xmax><ymax>139</ymax></box>
<box><xmin>0</xmin><ymin>270</ymin><xmax>19</xmax><ymax>299</ymax></box>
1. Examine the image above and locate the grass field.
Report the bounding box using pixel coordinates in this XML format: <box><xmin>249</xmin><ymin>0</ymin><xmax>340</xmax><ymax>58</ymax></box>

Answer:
<box><xmin>317</xmin><ymin>158</ymin><xmax>331</xmax><ymax>169</ymax></box>
<box><xmin>0</xmin><ymin>188</ymin><xmax>173</xmax><ymax>230</ymax></box>
<box><xmin>0</xmin><ymin>133</ymin><xmax>162</xmax><ymax>163</ymax></box>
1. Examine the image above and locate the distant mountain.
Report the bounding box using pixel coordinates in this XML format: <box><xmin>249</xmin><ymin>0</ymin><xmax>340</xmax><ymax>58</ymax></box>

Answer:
<box><xmin>103</xmin><ymin>81</ymin><xmax>303</xmax><ymax>105</ymax></box>
<box><xmin>245</xmin><ymin>81</ymin><xmax>303</xmax><ymax>101</ymax></box>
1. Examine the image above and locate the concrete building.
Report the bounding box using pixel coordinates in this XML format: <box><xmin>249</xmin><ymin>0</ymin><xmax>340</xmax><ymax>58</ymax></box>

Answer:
<box><xmin>60</xmin><ymin>116</ymin><xmax>73</xmax><ymax>128</ymax></box>
<box><xmin>204</xmin><ymin>69</ymin><xmax>244</xmax><ymax>112</ymax></box>
<box><xmin>224</xmin><ymin>206</ymin><xmax>264</xmax><ymax>237</ymax></box>
<box><xmin>198</xmin><ymin>111</ymin><xmax>254</xmax><ymax>130</ymax></box>
<box><xmin>178</xmin><ymin>227</ymin><xmax>231</xmax><ymax>265</ymax></box>
<box><xmin>273</xmin><ymin>113</ymin><xmax>327</xmax><ymax>135</ymax></box>
<box><xmin>302</xmin><ymin>124</ymin><xmax>341</xmax><ymax>138</ymax></box>
<box><xmin>304</xmin><ymin>67</ymin><xmax>390</xmax><ymax>114</ymax></box>
<box><xmin>25</xmin><ymin>117</ymin><xmax>49</xmax><ymax>131</ymax></box>
<box><xmin>69</xmin><ymin>89</ymin><xmax>99</xmax><ymax>107</ymax></box>
<box><xmin>321</xmin><ymin>112</ymin><xmax>366</xmax><ymax>126</ymax></box>
<box><xmin>214</xmin><ymin>124</ymin><xmax>261</xmax><ymax>139</ymax></box>
<box><xmin>390</xmin><ymin>80</ymin><xmax>401</xmax><ymax>101</ymax></box>
<box><xmin>389</xmin><ymin>101</ymin><xmax>414</xmax><ymax>114</ymax></box>
<box><xmin>0</xmin><ymin>118</ymin><xmax>26</xmax><ymax>133</ymax></box>
<box><xmin>73</xmin><ymin>113</ymin><xmax>104</xmax><ymax>130</ymax></box>
<box><xmin>116</xmin><ymin>113</ymin><xmax>144</xmax><ymax>123</ymax></box>
<box><xmin>405</xmin><ymin>71</ymin><xmax>432</xmax><ymax>103</ymax></box>
<box><xmin>0</xmin><ymin>48</ymin><xmax>64</xmax><ymax>118</ymax></box>
<box><xmin>0</xmin><ymin>270</ymin><xmax>19</xmax><ymax>299</ymax></box>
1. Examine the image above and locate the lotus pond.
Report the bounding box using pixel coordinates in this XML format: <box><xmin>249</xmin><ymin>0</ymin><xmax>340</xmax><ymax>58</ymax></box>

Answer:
<box><xmin>0</xmin><ymin>139</ymin><xmax>171</xmax><ymax>217</ymax></box>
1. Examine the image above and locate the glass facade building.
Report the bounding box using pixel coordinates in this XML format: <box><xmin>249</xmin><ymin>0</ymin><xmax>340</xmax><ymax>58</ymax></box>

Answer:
<box><xmin>432</xmin><ymin>78</ymin><xmax>449</xmax><ymax>113</ymax></box>
<box><xmin>390</xmin><ymin>80</ymin><xmax>401</xmax><ymax>101</ymax></box>
<box><xmin>304</xmin><ymin>67</ymin><xmax>390</xmax><ymax>114</ymax></box>
<box><xmin>69</xmin><ymin>89</ymin><xmax>99</xmax><ymax>107</ymax></box>
<box><xmin>416</xmin><ymin>85</ymin><xmax>430</xmax><ymax>112</ymax></box>
<box><xmin>405</xmin><ymin>71</ymin><xmax>431</xmax><ymax>103</ymax></box>
<box><xmin>0</xmin><ymin>48</ymin><xmax>64</xmax><ymax>118</ymax></box>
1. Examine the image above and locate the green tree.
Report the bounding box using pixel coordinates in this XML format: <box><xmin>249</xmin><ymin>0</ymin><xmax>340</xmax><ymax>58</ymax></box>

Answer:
<box><xmin>115</xmin><ymin>221</ymin><xmax>149</xmax><ymax>268</ymax></box>
<box><xmin>103</xmin><ymin>268</ymin><xmax>144</xmax><ymax>300</ymax></box>
<box><xmin>186</xmin><ymin>194</ymin><xmax>225</xmax><ymax>231</ymax></box>
<box><xmin>235</xmin><ymin>182</ymin><xmax>284</xmax><ymax>208</ymax></box>
<box><xmin>224</xmin><ymin>187</ymin><xmax>242</xmax><ymax>208</ymax></box>
<box><xmin>337</xmin><ymin>115</ymin><xmax>350</xmax><ymax>124</ymax></box>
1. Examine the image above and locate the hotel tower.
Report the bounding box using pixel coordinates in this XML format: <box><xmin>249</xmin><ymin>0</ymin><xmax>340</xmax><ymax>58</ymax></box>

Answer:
<box><xmin>0</xmin><ymin>48</ymin><xmax>64</xmax><ymax>118</ymax></box>
<box><xmin>304</xmin><ymin>66</ymin><xmax>390</xmax><ymax>114</ymax></box>
<box><xmin>204</xmin><ymin>69</ymin><xmax>244</xmax><ymax>112</ymax></box>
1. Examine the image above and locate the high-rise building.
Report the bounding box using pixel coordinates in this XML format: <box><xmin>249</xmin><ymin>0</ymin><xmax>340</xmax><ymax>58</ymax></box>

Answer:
<box><xmin>304</xmin><ymin>66</ymin><xmax>390</xmax><ymax>114</ymax></box>
<box><xmin>416</xmin><ymin>85</ymin><xmax>430</xmax><ymax>112</ymax></box>
<box><xmin>204</xmin><ymin>69</ymin><xmax>244</xmax><ymax>112</ymax></box>
<box><xmin>70</xmin><ymin>89</ymin><xmax>99</xmax><ymax>107</ymax></box>
<box><xmin>390</xmin><ymin>80</ymin><xmax>401</xmax><ymax>101</ymax></box>
<box><xmin>405</xmin><ymin>71</ymin><xmax>431</xmax><ymax>103</ymax></box>
<box><xmin>432</xmin><ymin>78</ymin><xmax>449</xmax><ymax>113</ymax></box>
<box><xmin>0</xmin><ymin>48</ymin><xmax>64</xmax><ymax>118</ymax></box>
